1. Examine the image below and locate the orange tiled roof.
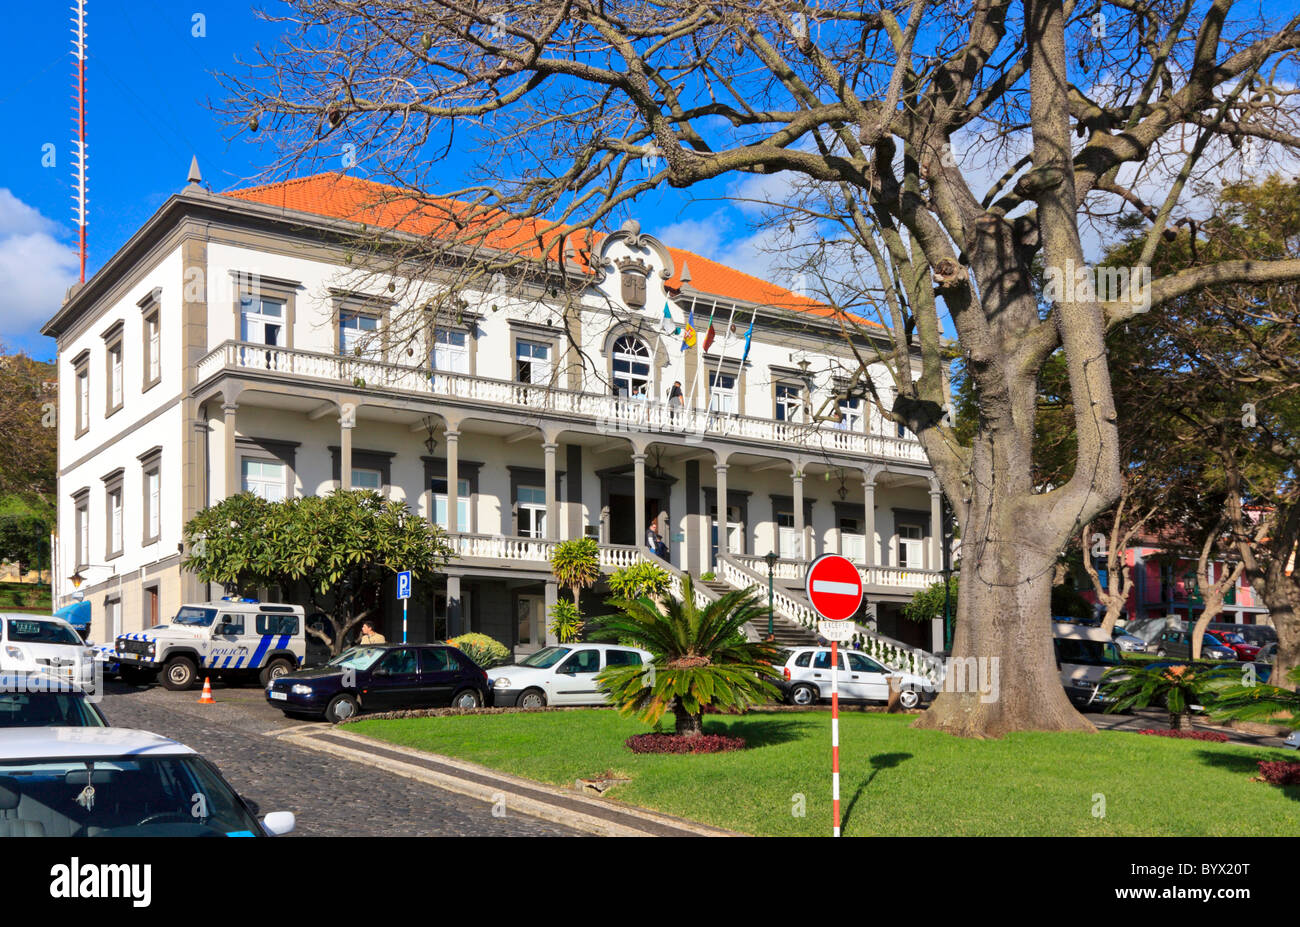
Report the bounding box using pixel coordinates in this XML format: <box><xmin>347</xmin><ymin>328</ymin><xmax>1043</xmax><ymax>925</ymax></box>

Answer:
<box><xmin>224</xmin><ymin>173</ymin><xmax>866</xmax><ymax>325</ymax></box>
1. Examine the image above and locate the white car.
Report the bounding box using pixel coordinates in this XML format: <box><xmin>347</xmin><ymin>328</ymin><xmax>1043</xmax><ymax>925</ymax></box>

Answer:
<box><xmin>489</xmin><ymin>643</ymin><xmax>653</xmax><ymax>708</ymax></box>
<box><xmin>777</xmin><ymin>646</ymin><xmax>936</xmax><ymax>709</ymax></box>
<box><xmin>0</xmin><ymin>727</ymin><xmax>296</xmax><ymax>837</ymax></box>
<box><xmin>0</xmin><ymin>613</ymin><xmax>97</xmax><ymax>692</ymax></box>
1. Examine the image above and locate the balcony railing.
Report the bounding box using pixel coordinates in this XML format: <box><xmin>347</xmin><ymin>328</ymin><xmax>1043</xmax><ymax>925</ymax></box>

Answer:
<box><xmin>197</xmin><ymin>340</ymin><xmax>928</xmax><ymax>463</ymax></box>
<box><xmin>730</xmin><ymin>553</ymin><xmax>940</xmax><ymax>590</ymax></box>
<box><xmin>447</xmin><ymin>533</ymin><xmax>644</xmax><ymax>569</ymax></box>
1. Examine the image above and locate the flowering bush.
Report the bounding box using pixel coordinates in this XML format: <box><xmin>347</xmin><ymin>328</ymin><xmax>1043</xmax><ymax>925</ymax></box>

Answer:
<box><xmin>626</xmin><ymin>732</ymin><xmax>747</xmax><ymax>754</ymax></box>
<box><xmin>1137</xmin><ymin>728</ymin><xmax>1230</xmax><ymax>742</ymax></box>
<box><xmin>1257</xmin><ymin>760</ymin><xmax>1300</xmax><ymax>786</ymax></box>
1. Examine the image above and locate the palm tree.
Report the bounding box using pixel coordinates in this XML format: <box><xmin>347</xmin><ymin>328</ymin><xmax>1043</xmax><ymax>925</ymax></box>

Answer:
<box><xmin>1102</xmin><ymin>662</ymin><xmax>1235</xmax><ymax>730</ymax></box>
<box><xmin>549</xmin><ymin>537</ymin><xmax>600</xmax><ymax>608</ymax></box>
<box><xmin>597</xmin><ymin>576</ymin><xmax>782</xmax><ymax>737</ymax></box>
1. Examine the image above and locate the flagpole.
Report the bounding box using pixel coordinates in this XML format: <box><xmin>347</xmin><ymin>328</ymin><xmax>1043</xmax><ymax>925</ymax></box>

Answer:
<box><xmin>711</xmin><ymin>303</ymin><xmax>739</xmax><ymax>410</ymax></box>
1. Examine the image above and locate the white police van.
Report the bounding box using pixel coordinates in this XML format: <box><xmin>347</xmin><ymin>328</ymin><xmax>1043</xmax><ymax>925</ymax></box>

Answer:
<box><xmin>114</xmin><ymin>597</ymin><xmax>306</xmax><ymax>691</ymax></box>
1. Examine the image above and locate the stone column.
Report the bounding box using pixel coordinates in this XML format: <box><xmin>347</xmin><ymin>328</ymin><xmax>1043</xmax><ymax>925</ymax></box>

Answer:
<box><xmin>714</xmin><ymin>462</ymin><xmax>729</xmax><ymax>562</ymax></box>
<box><xmin>544</xmin><ymin>580</ymin><xmax>559</xmax><ymax>645</ymax></box>
<box><xmin>222</xmin><ymin>402</ymin><xmax>238</xmax><ymax>498</ymax></box>
<box><xmin>339</xmin><ymin>407</ymin><xmax>354</xmax><ymax>491</ymax></box>
<box><xmin>929</xmin><ymin>482</ymin><xmax>943</xmax><ymax>571</ymax></box>
<box><xmin>793</xmin><ymin>467</ymin><xmax>805</xmax><ymax>560</ymax></box>
<box><xmin>862</xmin><ymin>471</ymin><xmax>877</xmax><ymax>569</ymax></box>
<box><xmin>543</xmin><ymin>441</ymin><xmax>559</xmax><ymax>540</ymax></box>
<box><xmin>446</xmin><ymin>574</ymin><xmax>462</xmax><ymax>638</ymax></box>
<box><xmin>445</xmin><ymin>430</ymin><xmax>460</xmax><ymax>535</ymax></box>
<box><xmin>633</xmin><ymin>451</ymin><xmax>647</xmax><ymax>549</ymax></box>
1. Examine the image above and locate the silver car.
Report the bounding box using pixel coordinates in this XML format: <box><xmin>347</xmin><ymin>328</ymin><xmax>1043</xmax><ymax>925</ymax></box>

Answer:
<box><xmin>776</xmin><ymin>646</ymin><xmax>935</xmax><ymax>709</ymax></box>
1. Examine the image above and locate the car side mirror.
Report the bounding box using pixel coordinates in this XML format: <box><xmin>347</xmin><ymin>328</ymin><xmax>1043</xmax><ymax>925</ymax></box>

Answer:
<box><xmin>262</xmin><ymin>811</ymin><xmax>295</xmax><ymax>836</ymax></box>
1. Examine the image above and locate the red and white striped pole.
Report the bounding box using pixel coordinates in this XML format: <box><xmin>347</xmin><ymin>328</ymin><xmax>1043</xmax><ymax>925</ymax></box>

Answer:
<box><xmin>831</xmin><ymin>638</ymin><xmax>840</xmax><ymax>836</ymax></box>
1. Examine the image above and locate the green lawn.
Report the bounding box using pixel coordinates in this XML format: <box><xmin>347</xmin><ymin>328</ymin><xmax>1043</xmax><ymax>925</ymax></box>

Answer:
<box><xmin>348</xmin><ymin>709</ymin><xmax>1300</xmax><ymax>836</ymax></box>
<box><xmin>0</xmin><ymin>582</ymin><xmax>51</xmax><ymax>612</ymax></box>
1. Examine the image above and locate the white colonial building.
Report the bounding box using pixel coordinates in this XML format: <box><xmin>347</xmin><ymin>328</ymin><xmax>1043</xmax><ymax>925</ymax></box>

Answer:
<box><xmin>43</xmin><ymin>170</ymin><xmax>947</xmax><ymax>662</ymax></box>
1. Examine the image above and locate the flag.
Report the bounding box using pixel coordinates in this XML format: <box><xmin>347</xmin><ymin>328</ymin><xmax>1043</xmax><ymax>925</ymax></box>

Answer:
<box><xmin>660</xmin><ymin>302</ymin><xmax>674</xmax><ymax>334</ymax></box>
<box><xmin>702</xmin><ymin>306</ymin><xmax>716</xmax><ymax>352</ymax></box>
<box><xmin>681</xmin><ymin>308</ymin><xmax>696</xmax><ymax>350</ymax></box>
<box><xmin>740</xmin><ymin>314</ymin><xmax>755</xmax><ymax>362</ymax></box>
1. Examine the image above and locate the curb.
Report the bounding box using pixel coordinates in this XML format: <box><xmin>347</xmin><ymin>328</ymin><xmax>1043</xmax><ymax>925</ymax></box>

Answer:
<box><xmin>271</xmin><ymin>726</ymin><xmax>740</xmax><ymax>838</ymax></box>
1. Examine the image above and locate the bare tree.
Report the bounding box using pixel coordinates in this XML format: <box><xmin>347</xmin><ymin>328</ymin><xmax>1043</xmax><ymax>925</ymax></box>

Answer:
<box><xmin>219</xmin><ymin>0</ymin><xmax>1300</xmax><ymax>736</ymax></box>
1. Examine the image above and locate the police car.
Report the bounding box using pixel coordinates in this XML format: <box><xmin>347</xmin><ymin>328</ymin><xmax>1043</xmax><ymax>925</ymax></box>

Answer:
<box><xmin>115</xmin><ymin>597</ymin><xmax>306</xmax><ymax>691</ymax></box>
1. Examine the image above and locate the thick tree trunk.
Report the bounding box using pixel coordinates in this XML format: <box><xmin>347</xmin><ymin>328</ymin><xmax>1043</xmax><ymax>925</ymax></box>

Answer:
<box><xmin>1259</xmin><ymin>582</ymin><xmax>1300</xmax><ymax>691</ymax></box>
<box><xmin>673</xmin><ymin>699</ymin><xmax>704</xmax><ymax>737</ymax></box>
<box><xmin>913</xmin><ymin>538</ymin><xmax>1096</xmax><ymax>738</ymax></box>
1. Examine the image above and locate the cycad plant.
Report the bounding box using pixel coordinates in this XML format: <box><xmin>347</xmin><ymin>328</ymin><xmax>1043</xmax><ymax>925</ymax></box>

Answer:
<box><xmin>597</xmin><ymin>576</ymin><xmax>781</xmax><ymax>737</ymax></box>
<box><xmin>1210</xmin><ymin>665</ymin><xmax>1300</xmax><ymax>729</ymax></box>
<box><xmin>1102</xmin><ymin>662</ymin><xmax>1234</xmax><ymax>730</ymax></box>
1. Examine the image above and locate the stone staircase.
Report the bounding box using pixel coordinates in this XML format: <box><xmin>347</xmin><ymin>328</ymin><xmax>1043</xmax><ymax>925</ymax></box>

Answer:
<box><xmin>699</xmin><ymin>579</ymin><xmax>818</xmax><ymax>645</ymax></box>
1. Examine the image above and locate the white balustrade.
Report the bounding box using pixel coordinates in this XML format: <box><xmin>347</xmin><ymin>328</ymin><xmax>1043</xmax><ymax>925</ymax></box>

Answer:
<box><xmin>195</xmin><ymin>340</ymin><xmax>928</xmax><ymax>463</ymax></box>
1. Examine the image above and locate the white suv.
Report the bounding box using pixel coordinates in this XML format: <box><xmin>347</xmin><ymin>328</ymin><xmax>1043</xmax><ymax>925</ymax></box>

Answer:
<box><xmin>489</xmin><ymin>643</ymin><xmax>653</xmax><ymax>708</ymax></box>
<box><xmin>777</xmin><ymin>646</ymin><xmax>936</xmax><ymax>709</ymax></box>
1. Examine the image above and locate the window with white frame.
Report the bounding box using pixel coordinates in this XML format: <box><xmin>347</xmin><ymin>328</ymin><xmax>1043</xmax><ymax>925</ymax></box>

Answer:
<box><xmin>240</xmin><ymin>295</ymin><xmax>285</xmax><ymax>345</ymax></box>
<box><xmin>897</xmin><ymin>523</ymin><xmax>923</xmax><ymax>568</ymax></box>
<box><xmin>75</xmin><ymin>361</ymin><xmax>89</xmax><ymax>434</ymax></box>
<box><xmin>144</xmin><ymin>311</ymin><xmax>161</xmax><ymax>386</ymax></box>
<box><xmin>74</xmin><ymin>496</ymin><xmax>89</xmax><ymax>569</ymax></box>
<box><xmin>431</xmin><ymin>329</ymin><xmax>469</xmax><ymax>373</ymax></box>
<box><xmin>106</xmin><ymin>339</ymin><xmax>123</xmax><ymax>413</ymax></box>
<box><xmin>242</xmin><ymin>459</ymin><xmax>287</xmax><ymax>502</ymax></box>
<box><xmin>107</xmin><ymin>487</ymin><xmax>123</xmax><ymax>557</ymax></box>
<box><xmin>709</xmin><ymin>372</ymin><xmax>737</xmax><ymax>414</ymax></box>
<box><xmin>351</xmin><ymin>468</ymin><xmax>383</xmax><ymax>491</ymax></box>
<box><xmin>432</xmin><ymin>477</ymin><xmax>470</xmax><ymax>531</ymax></box>
<box><xmin>516</xmin><ymin>339</ymin><xmax>552</xmax><ymax>384</ymax></box>
<box><xmin>612</xmin><ymin>335</ymin><xmax>651</xmax><ymax>397</ymax></box>
<box><xmin>517</xmin><ymin>485</ymin><xmax>547</xmax><ymax>538</ymax></box>
<box><xmin>776</xmin><ymin>509</ymin><xmax>800</xmax><ymax>558</ymax></box>
<box><xmin>144</xmin><ymin>467</ymin><xmax>161</xmax><ymax>542</ymax></box>
<box><xmin>837</xmin><ymin>397</ymin><xmax>863</xmax><ymax>431</ymax></box>
<box><xmin>340</xmin><ymin>310</ymin><xmax>381</xmax><ymax>358</ymax></box>
<box><xmin>775</xmin><ymin>382</ymin><xmax>803</xmax><ymax>422</ymax></box>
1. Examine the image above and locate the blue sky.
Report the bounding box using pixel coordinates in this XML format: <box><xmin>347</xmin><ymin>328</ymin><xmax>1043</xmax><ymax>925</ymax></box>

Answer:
<box><xmin>0</xmin><ymin>1</ymin><xmax>784</xmax><ymax>362</ymax></box>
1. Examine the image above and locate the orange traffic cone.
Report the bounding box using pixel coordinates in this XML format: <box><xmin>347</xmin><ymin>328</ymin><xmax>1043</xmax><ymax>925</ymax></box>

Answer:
<box><xmin>198</xmin><ymin>677</ymin><xmax>215</xmax><ymax>704</ymax></box>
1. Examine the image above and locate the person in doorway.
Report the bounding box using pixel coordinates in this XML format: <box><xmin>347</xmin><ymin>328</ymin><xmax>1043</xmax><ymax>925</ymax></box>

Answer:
<box><xmin>358</xmin><ymin>620</ymin><xmax>386</xmax><ymax>645</ymax></box>
<box><xmin>646</xmin><ymin>520</ymin><xmax>663</xmax><ymax>556</ymax></box>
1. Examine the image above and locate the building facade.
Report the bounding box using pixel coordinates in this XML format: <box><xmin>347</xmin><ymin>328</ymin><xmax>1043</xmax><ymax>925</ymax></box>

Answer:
<box><xmin>44</xmin><ymin>172</ymin><xmax>947</xmax><ymax>658</ymax></box>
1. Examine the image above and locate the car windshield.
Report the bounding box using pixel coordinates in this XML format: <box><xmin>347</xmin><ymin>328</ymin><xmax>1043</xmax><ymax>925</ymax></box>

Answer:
<box><xmin>0</xmin><ymin>754</ymin><xmax>262</xmax><ymax>836</ymax></box>
<box><xmin>519</xmin><ymin>646</ymin><xmax>572</xmax><ymax>669</ymax></box>
<box><xmin>171</xmin><ymin>607</ymin><xmax>217</xmax><ymax>627</ymax></box>
<box><xmin>0</xmin><ymin>691</ymin><xmax>104</xmax><ymax>728</ymax></box>
<box><xmin>326</xmin><ymin>647</ymin><xmax>385</xmax><ymax>671</ymax></box>
<box><xmin>4</xmin><ymin>620</ymin><xmax>82</xmax><ymax>646</ymax></box>
<box><xmin>1055</xmin><ymin>639</ymin><xmax>1121</xmax><ymax>666</ymax></box>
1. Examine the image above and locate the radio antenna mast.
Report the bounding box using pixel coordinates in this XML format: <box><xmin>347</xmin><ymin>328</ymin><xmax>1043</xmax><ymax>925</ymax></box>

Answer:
<box><xmin>71</xmin><ymin>0</ymin><xmax>88</xmax><ymax>283</ymax></box>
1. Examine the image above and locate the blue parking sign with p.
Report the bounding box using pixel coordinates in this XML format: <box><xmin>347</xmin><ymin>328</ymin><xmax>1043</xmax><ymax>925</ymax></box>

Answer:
<box><xmin>396</xmin><ymin>570</ymin><xmax>412</xmax><ymax>600</ymax></box>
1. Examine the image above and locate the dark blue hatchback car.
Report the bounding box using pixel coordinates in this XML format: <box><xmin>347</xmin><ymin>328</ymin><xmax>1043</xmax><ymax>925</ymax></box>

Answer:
<box><xmin>266</xmin><ymin>643</ymin><xmax>489</xmax><ymax>723</ymax></box>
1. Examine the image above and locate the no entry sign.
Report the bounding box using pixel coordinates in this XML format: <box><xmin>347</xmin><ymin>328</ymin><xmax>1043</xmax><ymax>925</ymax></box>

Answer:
<box><xmin>805</xmin><ymin>554</ymin><xmax>863</xmax><ymax>621</ymax></box>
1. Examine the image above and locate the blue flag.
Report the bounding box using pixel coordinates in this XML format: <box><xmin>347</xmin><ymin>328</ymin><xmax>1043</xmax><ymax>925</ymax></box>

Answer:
<box><xmin>660</xmin><ymin>301</ymin><xmax>674</xmax><ymax>334</ymax></box>
<box><xmin>740</xmin><ymin>315</ymin><xmax>755</xmax><ymax>362</ymax></box>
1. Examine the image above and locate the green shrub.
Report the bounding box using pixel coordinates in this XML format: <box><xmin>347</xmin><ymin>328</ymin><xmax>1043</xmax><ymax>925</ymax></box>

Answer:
<box><xmin>608</xmin><ymin>562</ymin><xmax>670</xmax><ymax>601</ymax></box>
<box><xmin>700</xmin><ymin>571</ymin><xmax>716</xmax><ymax>582</ymax></box>
<box><xmin>448</xmin><ymin>632</ymin><xmax>511</xmax><ymax>669</ymax></box>
<box><xmin>548</xmin><ymin>599</ymin><xmax>584</xmax><ymax>643</ymax></box>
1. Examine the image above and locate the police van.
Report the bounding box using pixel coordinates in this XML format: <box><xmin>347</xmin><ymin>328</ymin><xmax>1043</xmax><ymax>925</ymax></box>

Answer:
<box><xmin>115</xmin><ymin>597</ymin><xmax>306</xmax><ymax>691</ymax></box>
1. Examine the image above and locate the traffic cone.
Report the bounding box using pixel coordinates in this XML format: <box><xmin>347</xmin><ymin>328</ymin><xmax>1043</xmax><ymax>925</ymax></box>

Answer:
<box><xmin>198</xmin><ymin>677</ymin><xmax>215</xmax><ymax>704</ymax></box>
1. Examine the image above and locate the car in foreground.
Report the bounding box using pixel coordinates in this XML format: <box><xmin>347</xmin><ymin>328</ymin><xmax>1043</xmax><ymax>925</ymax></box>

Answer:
<box><xmin>489</xmin><ymin>643</ymin><xmax>653</xmax><ymax>708</ymax></box>
<box><xmin>0</xmin><ymin>674</ymin><xmax>106</xmax><ymax>728</ymax></box>
<box><xmin>268</xmin><ymin>643</ymin><xmax>490</xmax><ymax>723</ymax></box>
<box><xmin>0</xmin><ymin>614</ymin><xmax>97</xmax><ymax>692</ymax></box>
<box><xmin>0</xmin><ymin>727</ymin><xmax>294</xmax><ymax>836</ymax></box>
<box><xmin>1204</xmin><ymin>629</ymin><xmax>1261</xmax><ymax>662</ymax></box>
<box><xmin>775</xmin><ymin>646</ymin><xmax>937</xmax><ymax>709</ymax></box>
<box><xmin>1055</xmin><ymin>622</ymin><xmax>1126</xmax><ymax>708</ymax></box>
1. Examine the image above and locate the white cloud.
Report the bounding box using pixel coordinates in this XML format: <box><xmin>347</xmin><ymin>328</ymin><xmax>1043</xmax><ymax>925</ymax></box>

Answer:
<box><xmin>0</xmin><ymin>190</ymin><xmax>79</xmax><ymax>341</ymax></box>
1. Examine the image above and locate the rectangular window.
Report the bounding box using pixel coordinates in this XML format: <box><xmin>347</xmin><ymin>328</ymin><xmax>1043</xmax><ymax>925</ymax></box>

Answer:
<box><xmin>516</xmin><ymin>339</ymin><xmax>551</xmax><ymax>384</ymax></box>
<box><xmin>431</xmin><ymin>478</ymin><xmax>470</xmax><ymax>530</ymax></box>
<box><xmin>776</xmin><ymin>510</ymin><xmax>800</xmax><ymax>559</ymax></box>
<box><xmin>837</xmin><ymin>398</ymin><xmax>863</xmax><ymax>431</ymax></box>
<box><xmin>898</xmin><ymin>523</ymin><xmax>923</xmax><ymax>568</ymax></box>
<box><xmin>74</xmin><ymin>498</ymin><xmax>89</xmax><ymax>569</ymax></box>
<box><xmin>352</xmin><ymin>468</ymin><xmax>382</xmax><ymax>491</ymax></box>
<box><xmin>775</xmin><ymin>383</ymin><xmax>802</xmax><ymax>422</ymax></box>
<box><xmin>107</xmin><ymin>487</ymin><xmax>123</xmax><ymax>557</ymax></box>
<box><xmin>106</xmin><ymin>339</ymin><xmax>123</xmax><ymax>414</ymax></box>
<box><xmin>339</xmin><ymin>311</ymin><xmax>381</xmax><ymax>358</ymax></box>
<box><xmin>256</xmin><ymin>614</ymin><xmax>299</xmax><ymax>636</ymax></box>
<box><xmin>75</xmin><ymin>363</ymin><xmax>89</xmax><ymax>434</ymax></box>
<box><xmin>709</xmin><ymin>372</ymin><xmax>737</xmax><ymax>414</ymax></box>
<box><xmin>240</xmin><ymin>296</ymin><xmax>285</xmax><ymax>345</ymax></box>
<box><xmin>143</xmin><ymin>311</ymin><xmax>161</xmax><ymax>387</ymax></box>
<box><xmin>432</xmin><ymin>329</ymin><xmax>469</xmax><ymax>373</ymax></box>
<box><xmin>242</xmin><ymin>459</ymin><xmax>287</xmax><ymax>502</ymax></box>
<box><xmin>517</xmin><ymin>485</ymin><xmax>547</xmax><ymax>538</ymax></box>
<box><xmin>145</xmin><ymin>467</ymin><xmax>161</xmax><ymax>541</ymax></box>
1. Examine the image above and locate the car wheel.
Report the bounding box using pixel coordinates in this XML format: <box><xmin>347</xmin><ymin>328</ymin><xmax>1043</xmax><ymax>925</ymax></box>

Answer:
<box><xmin>325</xmin><ymin>693</ymin><xmax>359</xmax><ymax>724</ymax></box>
<box><xmin>452</xmin><ymin>688</ymin><xmax>483</xmax><ymax>709</ymax></box>
<box><xmin>518</xmin><ymin>688</ymin><xmax>547</xmax><ymax>709</ymax></box>
<box><xmin>898</xmin><ymin>688</ymin><xmax>921</xmax><ymax>710</ymax></box>
<box><xmin>259</xmin><ymin>658</ymin><xmax>294</xmax><ymax>687</ymax></box>
<box><xmin>788</xmin><ymin>683</ymin><xmax>818</xmax><ymax>706</ymax></box>
<box><xmin>160</xmin><ymin>656</ymin><xmax>198</xmax><ymax>691</ymax></box>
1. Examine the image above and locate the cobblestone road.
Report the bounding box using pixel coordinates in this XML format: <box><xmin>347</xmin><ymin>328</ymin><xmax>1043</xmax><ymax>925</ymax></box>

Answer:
<box><xmin>96</xmin><ymin>680</ymin><xmax>582</xmax><ymax>837</ymax></box>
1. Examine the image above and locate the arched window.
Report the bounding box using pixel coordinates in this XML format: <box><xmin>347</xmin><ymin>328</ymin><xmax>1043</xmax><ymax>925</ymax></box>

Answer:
<box><xmin>611</xmin><ymin>335</ymin><xmax>651</xmax><ymax>397</ymax></box>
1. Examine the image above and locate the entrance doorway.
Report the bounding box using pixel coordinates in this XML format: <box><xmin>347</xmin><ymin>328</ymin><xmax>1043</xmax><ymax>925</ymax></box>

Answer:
<box><xmin>608</xmin><ymin>493</ymin><xmax>665</xmax><ymax>547</ymax></box>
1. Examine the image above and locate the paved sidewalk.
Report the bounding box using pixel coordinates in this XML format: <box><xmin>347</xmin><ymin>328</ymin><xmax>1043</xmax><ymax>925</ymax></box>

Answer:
<box><xmin>272</xmin><ymin>725</ymin><xmax>739</xmax><ymax>837</ymax></box>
